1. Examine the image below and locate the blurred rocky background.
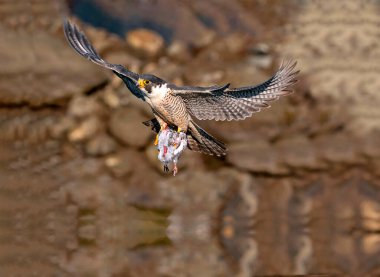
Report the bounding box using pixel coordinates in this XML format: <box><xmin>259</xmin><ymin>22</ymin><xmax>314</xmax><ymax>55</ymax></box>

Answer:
<box><xmin>0</xmin><ymin>0</ymin><xmax>379</xmax><ymax>276</ymax></box>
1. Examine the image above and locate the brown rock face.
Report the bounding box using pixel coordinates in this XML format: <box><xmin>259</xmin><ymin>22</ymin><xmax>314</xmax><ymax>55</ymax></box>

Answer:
<box><xmin>126</xmin><ymin>28</ymin><xmax>165</xmax><ymax>59</ymax></box>
<box><xmin>167</xmin><ymin>40</ymin><xmax>192</xmax><ymax>63</ymax></box>
<box><xmin>280</xmin><ymin>0</ymin><xmax>380</xmax><ymax>136</ymax></box>
<box><xmin>0</xmin><ymin>26</ymin><xmax>107</xmax><ymax>106</ymax></box>
<box><xmin>85</xmin><ymin>133</ymin><xmax>117</xmax><ymax>156</ymax></box>
<box><xmin>68</xmin><ymin>116</ymin><xmax>102</xmax><ymax>142</ymax></box>
<box><xmin>68</xmin><ymin>95</ymin><xmax>103</xmax><ymax>118</ymax></box>
<box><xmin>109</xmin><ymin>106</ymin><xmax>152</xmax><ymax>148</ymax></box>
<box><xmin>228</xmin><ymin>140</ymin><xmax>290</xmax><ymax>175</ymax></box>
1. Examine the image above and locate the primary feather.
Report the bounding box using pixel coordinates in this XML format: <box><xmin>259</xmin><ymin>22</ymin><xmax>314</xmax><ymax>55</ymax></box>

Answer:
<box><xmin>63</xmin><ymin>20</ymin><xmax>145</xmax><ymax>100</ymax></box>
<box><xmin>173</xmin><ymin>60</ymin><xmax>299</xmax><ymax>121</ymax></box>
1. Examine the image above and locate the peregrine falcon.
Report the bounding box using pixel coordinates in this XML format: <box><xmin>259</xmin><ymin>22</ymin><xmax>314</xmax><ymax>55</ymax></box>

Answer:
<box><xmin>64</xmin><ymin>20</ymin><xmax>299</xmax><ymax>157</ymax></box>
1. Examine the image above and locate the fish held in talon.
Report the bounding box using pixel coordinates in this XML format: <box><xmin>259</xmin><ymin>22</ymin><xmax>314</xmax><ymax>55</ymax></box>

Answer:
<box><xmin>64</xmin><ymin>19</ymin><xmax>299</xmax><ymax>175</ymax></box>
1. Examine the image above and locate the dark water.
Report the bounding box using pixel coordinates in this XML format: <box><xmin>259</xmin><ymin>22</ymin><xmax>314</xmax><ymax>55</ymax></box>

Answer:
<box><xmin>71</xmin><ymin>0</ymin><xmax>174</xmax><ymax>42</ymax></box>
<box><xmin>71</xmin><ymin>0</ymin><xmax>126</xmax><ymax>36</ymax></box>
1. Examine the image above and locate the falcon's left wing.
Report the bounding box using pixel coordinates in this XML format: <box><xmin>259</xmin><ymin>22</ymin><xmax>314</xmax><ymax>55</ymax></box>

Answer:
<box><xmin>172</xmin><ymin>60</ymin><xmax>299</xmax><ymax>121</ymax></box>
<box><xmin>64</xmin><ymin>20</ymin><xmax>145</xmax><ymax>101</ymax></box>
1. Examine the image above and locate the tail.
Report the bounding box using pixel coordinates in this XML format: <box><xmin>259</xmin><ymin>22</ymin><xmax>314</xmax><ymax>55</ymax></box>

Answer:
<box><xmin>188</xmin><ymin>121</ymin><xmax>227</xmax><ymax>157</ymax></box>
<box><xmin>142</xmin><ymin>119</ymin><xmax>227</xmax><ymax>157</ymax></box>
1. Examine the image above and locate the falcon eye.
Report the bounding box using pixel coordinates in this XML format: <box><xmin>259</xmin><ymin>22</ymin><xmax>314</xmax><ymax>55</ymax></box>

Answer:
<box><xmin>144</xmin><ymin>80</ymin><xmax>150</xmax><ymax>85</ymax></box>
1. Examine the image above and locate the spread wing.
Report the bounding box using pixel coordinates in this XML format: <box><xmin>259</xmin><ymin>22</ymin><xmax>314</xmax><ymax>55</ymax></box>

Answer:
<box><xmin>168</xmin><ymin>83</ymin><xmax>231</xmax><ymax>94</ymax></box>
<box><xmin>63</xmin><ymin>20</ymin><xmax>145</xmax><ymax>100</ymax></box>
<box><xmin>172</xmin><ymin>61</ymin><xmax>299</xmax><ymax>121</ymax></box>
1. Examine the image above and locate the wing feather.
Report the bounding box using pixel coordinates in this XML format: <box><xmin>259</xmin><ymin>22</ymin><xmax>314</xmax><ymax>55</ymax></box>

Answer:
<box><xmin>168</xmin><ymin>83</ymin><xmax>230</xmax><ymax>94</ymax></box>
<box><xmin>63</xmin><ymin>20</ymin><xmax>145</xmax><ymax>100</ymax></box>
<box><xmin>173</xmin><ymin>61</ymin><xmax>299</xmax><ymax>121</ymax></box>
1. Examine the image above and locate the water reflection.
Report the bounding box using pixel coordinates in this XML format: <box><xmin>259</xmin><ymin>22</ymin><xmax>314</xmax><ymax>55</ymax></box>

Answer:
<box><xmin>2</xmin><ymin>146</ymin><xmax>380</xmax><ymax>276</ymax></box>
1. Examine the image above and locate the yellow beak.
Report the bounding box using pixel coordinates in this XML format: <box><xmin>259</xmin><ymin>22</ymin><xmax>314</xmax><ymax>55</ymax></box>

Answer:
<box><xmin>138</xmin><ymin>79</ymin><xmax>145</xmax><ymax>88</ymax></box>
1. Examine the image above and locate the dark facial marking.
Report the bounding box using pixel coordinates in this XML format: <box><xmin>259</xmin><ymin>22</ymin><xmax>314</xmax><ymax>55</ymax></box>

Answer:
<box><xmin>140</xmin><ymin>74</ymin><xmax>166</xmax><ymax>85</ymax></box>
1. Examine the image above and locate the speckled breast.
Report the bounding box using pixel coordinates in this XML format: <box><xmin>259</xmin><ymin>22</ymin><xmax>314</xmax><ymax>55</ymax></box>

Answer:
<box><xmin>160</xmin><ymin>94</ymin><xmax>190</xmax><ymax>131</ymax></box>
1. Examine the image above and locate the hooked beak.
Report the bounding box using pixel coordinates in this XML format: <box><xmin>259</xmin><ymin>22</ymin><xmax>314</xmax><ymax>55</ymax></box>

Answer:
<box><xmin>138</xmin><ymin>79</ymin><xmax>145</xmax><ymax>89</ymax></box>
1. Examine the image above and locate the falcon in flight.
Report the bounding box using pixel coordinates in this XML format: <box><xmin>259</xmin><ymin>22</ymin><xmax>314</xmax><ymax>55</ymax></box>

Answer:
<box><xmin>64</xmin><ymin>20</ymin><xmax>298</xmax><ymax>157</ymax></box>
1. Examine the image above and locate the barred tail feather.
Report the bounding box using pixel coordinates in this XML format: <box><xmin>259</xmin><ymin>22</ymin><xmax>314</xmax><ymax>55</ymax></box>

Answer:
<box><xmin>188</xmin><ymin>121</ymin><xmax>227</xmax><ymax>157</ymax></box>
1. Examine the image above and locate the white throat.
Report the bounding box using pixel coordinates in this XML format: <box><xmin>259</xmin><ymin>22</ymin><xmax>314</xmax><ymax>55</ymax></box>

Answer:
<box><xmin>150</xmin><ymin>83</ymin><xmax>169</xmax><ymax>99</ymax></box>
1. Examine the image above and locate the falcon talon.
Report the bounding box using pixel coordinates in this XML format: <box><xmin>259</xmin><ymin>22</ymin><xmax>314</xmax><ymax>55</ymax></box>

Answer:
<box><xmin>64</xmin><ymin>20</ymin><xmax>299</xmax><ymax>176</ymax></box>
<box><xmin>161</xmin><ymin>123</ymin><xmax>168</xmax><ymax>130</ymax></box>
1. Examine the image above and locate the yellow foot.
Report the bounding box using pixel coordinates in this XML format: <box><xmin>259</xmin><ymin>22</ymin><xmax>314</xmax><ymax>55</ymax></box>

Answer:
<box><xmin>177</xmin><ymin>127</ymin><xmax>182</xmax><ymax>133</ymax></box>
<box><xmin>154</xmin><ymin>134</ymin><xmax>159</xmax><ymax>145</ymax></box>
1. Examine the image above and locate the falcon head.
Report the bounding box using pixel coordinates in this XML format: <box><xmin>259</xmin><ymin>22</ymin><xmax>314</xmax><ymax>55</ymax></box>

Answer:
<box><xmin>137</xmin><ymin>74</ymin><xmax>167</xmax><ymax>96</ymax></box>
